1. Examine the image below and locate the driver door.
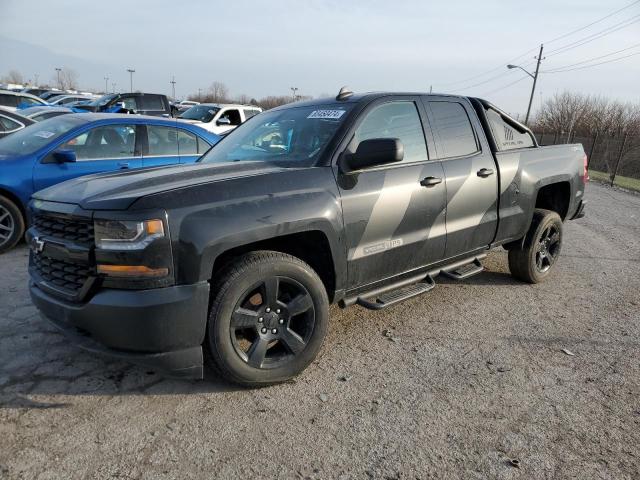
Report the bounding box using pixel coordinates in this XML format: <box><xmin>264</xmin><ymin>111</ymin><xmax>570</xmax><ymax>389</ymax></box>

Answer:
<box><xmin>33</xmin><ymin>123</ymin><xmax>142</xmax><ymax>192</ymax></box>
<box><xmin>335</xmin><ymin>97</ymin><xmax>447</xmax><ymax>289</ymax></box>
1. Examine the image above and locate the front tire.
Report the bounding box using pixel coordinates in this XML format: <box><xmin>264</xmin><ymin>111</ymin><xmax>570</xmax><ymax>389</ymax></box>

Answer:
<box><xmin>508</xmin><ymin>209</ymin><xmax>563</xmax><ymax>283</ymax></box>
<box><xmin>206</xmin><ymin>251</ymin><xmax>329</xmax><ymax>386</ymax></box>
<box><xmin>0</xmin><ymin>196</ymin><xmax>25</xmax><ymax>254</ymax></box>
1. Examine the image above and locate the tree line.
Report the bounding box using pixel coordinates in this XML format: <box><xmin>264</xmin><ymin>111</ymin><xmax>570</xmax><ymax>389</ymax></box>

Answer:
<box><xmin>186</xmin><ymin>81</ymin><xmax>313</xmax><ymax>110</ymax></box>
<box><xmin>1</xmin><ymin>68</ymin><xmax>79</xmax><ymax>90</ymax></box>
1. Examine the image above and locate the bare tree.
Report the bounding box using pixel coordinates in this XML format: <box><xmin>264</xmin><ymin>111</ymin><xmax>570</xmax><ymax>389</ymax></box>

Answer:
<box><xmin>50</xmin><ymin>68</ymin><xmax>79</xmax><ymax>90</ymax></box>
<box><xmin>2</xmin><ymin>70</ymin><xmax>24</xmax><ymax>84</ymax></box>
<box><xmin>207</xmin><ymin>81</ymin><xmax>229</xmax><ymax>103</ymax></box>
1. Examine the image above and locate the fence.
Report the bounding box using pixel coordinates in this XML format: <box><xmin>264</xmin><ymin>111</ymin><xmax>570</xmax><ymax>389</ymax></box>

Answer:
<box><xmin>534</xmin><ymin>131</ymin><xmax>640</xmax><ymax>183</ymax></box>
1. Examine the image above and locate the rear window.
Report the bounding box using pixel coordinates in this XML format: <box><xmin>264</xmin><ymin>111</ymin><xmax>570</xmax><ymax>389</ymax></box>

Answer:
<box><xmin>140</xmin><ymin>95</ymin><xmax>165</xmax><ymax>111</ymax></box>
<box><xmin>485</xmin><ymin>108</ymin><xmax>534</xmax><ymax>151</ymax></box>
<box><xmin>428</xmin><ymin>101</ymin><xmax>478</xmax><ymax>159</ymax></box>
<box><xmin>0</xmin><ymin>94</ymin><xmax>18</xmax><ymax>108</ymax></box>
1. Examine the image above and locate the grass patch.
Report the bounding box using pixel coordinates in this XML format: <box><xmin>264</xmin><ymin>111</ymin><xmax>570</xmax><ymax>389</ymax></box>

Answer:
<box><xmin>588</xmin><ymin>170</ymin><xmax>640</xmax><ymax>193</ymax></box>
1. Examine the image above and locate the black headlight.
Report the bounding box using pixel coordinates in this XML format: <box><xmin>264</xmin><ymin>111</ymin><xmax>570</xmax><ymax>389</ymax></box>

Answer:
<box><xmin>94</xmin><ymin>217</ymin><xmax>174</xmax><ymax>289</ymax></box>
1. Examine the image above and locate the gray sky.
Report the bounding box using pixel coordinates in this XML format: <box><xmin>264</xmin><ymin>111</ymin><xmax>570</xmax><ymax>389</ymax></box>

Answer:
<box><xmin>1</xmin><ymin>0</ymin><xmax>639</xmax><ymax>116</ymax></box>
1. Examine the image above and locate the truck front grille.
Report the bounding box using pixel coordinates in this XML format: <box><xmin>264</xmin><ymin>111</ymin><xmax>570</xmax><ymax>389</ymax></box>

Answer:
<box><xmin>32</xmin><ymin>213</ymin><xmax>94</xmax><ymax>246</ymax></box>
<box><xmin>31</xmin><ymin>254</ymin><xmax>93</xmax><ymax>294</ymax></box>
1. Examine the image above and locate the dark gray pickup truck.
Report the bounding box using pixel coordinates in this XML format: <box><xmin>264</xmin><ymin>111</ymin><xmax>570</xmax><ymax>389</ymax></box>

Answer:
<box><xmin>26</xmin><ymin>90</ymin><xmax>587</xmax><ymax>386</ymax></box>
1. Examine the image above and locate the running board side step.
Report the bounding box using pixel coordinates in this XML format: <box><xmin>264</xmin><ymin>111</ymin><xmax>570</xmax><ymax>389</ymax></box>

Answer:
<box><xmin>441</xmin><ymin>258</ymin><xmax>484</xmax><ymax>280</ymax></box>
<box><xmin>356</xmin><ymin>276</ymin><xmax>436</xmax><ymax>310</ymax></box>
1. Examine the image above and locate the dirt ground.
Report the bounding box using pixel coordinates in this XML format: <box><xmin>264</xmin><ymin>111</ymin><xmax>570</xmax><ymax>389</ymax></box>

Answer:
<box><xmin>0</xmin><ymin>182</ymin><xmax>638</xmax><ymax>479</ymax></box>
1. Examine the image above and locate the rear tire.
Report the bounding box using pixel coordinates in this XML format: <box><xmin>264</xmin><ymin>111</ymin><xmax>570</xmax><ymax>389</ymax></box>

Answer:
<box><xmin>206</xmin><ymin>251</ymin><xmax>329</xmax><ymax>387</ymax></box>
<box><xmin>0</xmin><ymin>196</ymin><xmax>25</xmax><ymax>254</ymax></box>
<box><xmin>508</xmin><ymin>209</ymin><xmax>563</xmax><ymax>284</ymax></box>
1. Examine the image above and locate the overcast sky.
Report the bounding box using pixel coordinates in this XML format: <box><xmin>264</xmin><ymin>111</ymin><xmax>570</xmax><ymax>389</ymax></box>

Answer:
<box><xmin>1</xmin><ymin>0</ymin><xmax>639</xmax><ymax>116</ymax></box>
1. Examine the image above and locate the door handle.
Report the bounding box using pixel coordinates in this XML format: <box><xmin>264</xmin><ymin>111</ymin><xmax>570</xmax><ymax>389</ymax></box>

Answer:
<box><xmin>420</xmin><ymin>176</ymin><xmax>443</xmax><ymax>187</ymax></box>
<box><xmin>118</xmin><ymin>162</ymin><xmax>130</xmax><ymax>169</ymax></box>
<box><xmin>477</xmin><ymin>168</ymin><xmax>494</xmax><ymax>178</ymax></box>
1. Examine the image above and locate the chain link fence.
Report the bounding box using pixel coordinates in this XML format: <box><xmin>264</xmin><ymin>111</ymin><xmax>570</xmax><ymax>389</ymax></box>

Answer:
<box><xmin>534</xmin><ymin>131</ymin><xmax>640</xmax><ymax>182</ymax></box>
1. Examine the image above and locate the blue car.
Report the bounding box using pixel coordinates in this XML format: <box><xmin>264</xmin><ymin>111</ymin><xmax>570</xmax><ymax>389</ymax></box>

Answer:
<box><xmin>0</xmin><ymin>113</ymin><xmax>219</xmax><ymax>252</ymax></box>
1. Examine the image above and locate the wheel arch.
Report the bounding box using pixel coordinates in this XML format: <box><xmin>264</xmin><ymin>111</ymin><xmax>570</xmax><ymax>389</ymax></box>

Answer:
<box><xmin>209</xmin><ymin>229</ymin><xmax>339</xmax><ymax>303</ymax></box>
<box><xmin>0</xmin><ymin>187</ymin><xmax>27</xmax><ymax>223</ymax></box>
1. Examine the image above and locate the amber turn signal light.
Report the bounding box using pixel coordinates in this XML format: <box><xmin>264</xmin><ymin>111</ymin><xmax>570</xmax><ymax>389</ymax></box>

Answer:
<box><xmin>97</xmin><ymin>264</ymin><xmax>169</xmax><ymax>278</ymax></box>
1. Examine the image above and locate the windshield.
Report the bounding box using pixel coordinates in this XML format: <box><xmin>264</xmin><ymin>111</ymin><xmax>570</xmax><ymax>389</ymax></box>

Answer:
<box><xmin>88</xmin><ymin>93</ymin><xmax>117</xmax><ymax>107</ymax></box>
<box><xmin>180</xmin><ymin>105</ymin><xmax>220</xmax><ymax>123</ymax></box>
<box><xmin>0</xmin><ymin>115</ymin><xmax>85</xmax><ymax>156</ymax></box>
<box><xmin>199</xmin><ymin>104</ymin><xmax>352</xmax><ymax>167</ymax></box>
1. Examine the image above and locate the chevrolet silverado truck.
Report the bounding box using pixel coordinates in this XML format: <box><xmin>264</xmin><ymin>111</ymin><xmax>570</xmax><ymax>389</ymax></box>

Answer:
<box><xmin>26</xmin><ymin>89</ymin><xmax>587</xmax><ymax>386</ymax></box>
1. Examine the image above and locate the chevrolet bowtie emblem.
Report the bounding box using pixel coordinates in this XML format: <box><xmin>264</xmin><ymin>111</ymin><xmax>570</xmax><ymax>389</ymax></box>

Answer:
<box><xmin>31</xmin><ymin>236</ymin><xmax>45</xmax><ymax>254</ymax></box>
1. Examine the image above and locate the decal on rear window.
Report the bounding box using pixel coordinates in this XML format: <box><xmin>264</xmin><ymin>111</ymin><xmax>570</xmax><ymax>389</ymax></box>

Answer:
<box><xmin>307</xmin><ymin>110</ymin><xmax>346</xmax><ymax>120</ymax></box>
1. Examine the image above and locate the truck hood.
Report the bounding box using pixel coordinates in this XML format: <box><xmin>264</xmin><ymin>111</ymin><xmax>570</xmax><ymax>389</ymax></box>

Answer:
<box><xmin>32</xmin><ymin>162</ymin><xmax>287</xmax><ymax>211</ymax></box>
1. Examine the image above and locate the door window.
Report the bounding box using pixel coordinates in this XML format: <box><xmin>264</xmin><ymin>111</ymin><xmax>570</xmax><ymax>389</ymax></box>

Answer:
<box><xmin>147</xmin><ymin>125</ymin><xmax>179</xmax><ymax>156</ymax></box>
<box><xmin>177</xmin><ymin>129</ymin><xmax>199</xmax><ymax>155</ymax></box>
<box><xmin>0</xmin><ymin>94</ymin><xmax>18</xmax><ymax>108</ymax></box>
<box><xmin>220</xmin><ymin>109</ymin><xmax>242</xmax><ymax>126</ymax></box>
<box><xmin>60</xmin><ymin>124</ymin><xmax>136</xmax><ymax>160</ymax></box>
<box><xmin>428</xmin><ymin>102</ymin><xmax>478</xmax><ymax>159</ymax></box>
<box><xmin>0</xmin><ymin>115</ymin><xmax>22</xmax><ymax>132</ymax></box>
<box><xmin>353</xmin><ymin>101</ymin><xmax>427</xmax><ymax>164</ymax></box>
<box><xmin>119</xmin><ymin>97</ymin><xmax>138</xmax><ymax>111</ymax></box>
<box><xmin>485</xmin><ymin>108</ymin><xmax>534</xmax><ymax>150</ymax></box>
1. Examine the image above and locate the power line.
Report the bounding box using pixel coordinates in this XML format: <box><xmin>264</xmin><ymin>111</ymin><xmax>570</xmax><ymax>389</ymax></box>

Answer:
<box><xmin>542</xmin><ymin>42</ymin><xmax>640</xmax><ymax>72</ymax></box>
<box><xmin>544</xmin><ymin>0</ymin><xmax>640</xmax><ymax>44</ymax></box>
<box><xmin>477</xmin><ymin>75</ymin><xmax>531</xmax><ymax>97</ymax></box>
<box><xmin>546</xmin><ymin>15</ymin><xmax>640</xmax><ymax>56</ymax></box>
<box><xmin>437</xmin><ymin>48</ymin><xmax>538</xmax><ymax>89</ymax></box>
<box><xmin>539</xmin><ymin>51</ymin><xmax>640</xmax><ymax>73</ymax></box>
<box><xmin>449</xmin><ymin>61</ymin><xmax>536</xmax><ymax>93</ymax></box>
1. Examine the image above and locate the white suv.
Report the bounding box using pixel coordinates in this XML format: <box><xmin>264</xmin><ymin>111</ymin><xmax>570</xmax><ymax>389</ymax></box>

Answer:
<box><xmin>177</xmin><ymin>103</ymin><xmax>262</xmax><ymax>135</ymax></box>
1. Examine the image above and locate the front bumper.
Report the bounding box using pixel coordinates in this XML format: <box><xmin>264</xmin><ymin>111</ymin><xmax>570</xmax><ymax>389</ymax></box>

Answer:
<box><xmin>30</xmin><ymin>281</ymin><xmax>210</xmax><ymax>379</ymax></box>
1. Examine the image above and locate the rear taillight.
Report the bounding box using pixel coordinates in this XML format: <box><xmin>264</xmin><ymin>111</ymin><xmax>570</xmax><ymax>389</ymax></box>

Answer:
<box><xmin>583</xmin><ymin>154</ymin><xmax>589</xmax><ymax>183</ymax></box>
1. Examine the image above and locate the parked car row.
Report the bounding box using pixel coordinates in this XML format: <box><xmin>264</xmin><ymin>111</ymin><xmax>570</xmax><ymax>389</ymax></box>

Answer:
<box><xmin>0</xmin><ymin>113</ymin><xmax>220</xmax><ymax>252</ymax></box>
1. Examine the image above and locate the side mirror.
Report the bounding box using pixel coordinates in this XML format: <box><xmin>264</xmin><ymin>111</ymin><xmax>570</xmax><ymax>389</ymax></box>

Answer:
<box><xmin>216</xmin><ymin>117</ymin><xmax>231</xmax><ymax>126</ymax></box>
<box><xmin>52</xmin><ymin>149</ymin><xmax>77</xmax><ymax>163</ymax></box>
<box><xmin>341</xmin><ymin>138</ymin><xmax>404</xmax><ymax>172</ymax></box>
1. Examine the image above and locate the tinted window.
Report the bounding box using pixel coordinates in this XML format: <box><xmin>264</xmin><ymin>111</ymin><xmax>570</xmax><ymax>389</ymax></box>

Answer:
<box><xmin>61</xmin><ymin>124</ymin><xmax>136</xmax><ymax>160</ymax></box>
<box><xmin>428</xmin><ymin>101</ymin><xmax>478</xmax><ymax>158</ymax></box>
<box><xmin>220</xmin><ymin>109</ymin><xmax>241</xmax><ymax>126</ymax></box>
<box><xmin>0</xmin><ymin>94</ymin><xmax>18</xmax><ymax>108</ymax></box>
<box><xmin>353</xmin><ymin>101</ymin><xmax>427</xmax><ymax>164</ymax></box>
<box><xmin>0</xmin><ymin>115</ymin><xmax>22</xmax><ymax>132</ymax></box>
<box><xmin>485</xmin><ymin>108</ymin><xmax>534</xmax><ymax>151</ymax></box>
<box><xmin>147</xmin><ymin>125</ymin><xmax>179</xmax><ymax>156</ymax></box>
<box><xmin>140</xmin><ymin>95</ymin><xmax>164</xmax><ymax>111</ymax></box>
<box><xmin>177</xmin><ymin>129</ymin><xmax>198</xmax><ymax>155</ymax></box>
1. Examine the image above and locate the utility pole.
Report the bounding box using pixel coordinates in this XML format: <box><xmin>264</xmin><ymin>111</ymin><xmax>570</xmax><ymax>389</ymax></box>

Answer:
<box><xmin>170</xmin><ymin>76</ymin><xmax>176</xmax><ymax>99</ymax></box>
<box><xmin>34</xmin><ymin>73</ymin><xmax>39</xmax><ymax>86</ymax></box>
<box><xmin>127</xmin><ymin>68</ymin><xmax>135</xmax><ymax>92</ymax></box>
<box><xmin>112</xmin><ymin>82</ymin><xmax>116</xmax><ymax>93</ymax></box>
<box><xmin>198</xmin><ymin>88</ymin><xmax>202</xmax><ymax>101</ymax></box>
<box><xmin>104</xmin><ymin>76</ymin><xmax>109</xmax><ymax>94</ymax></box>
<box><xmin>55</xmin><ymin>67</ymin><xmax>62</xmax><ymax>89</ymax></box>
<box><xmin>525</xmin><ymin>44</ymin><xmax>544</xmax><ymax>125</ymax></box>
<box><xmin>291</xmin><ymin>87</ymin><xmax>298</xmax><ymax>101</ymax></box>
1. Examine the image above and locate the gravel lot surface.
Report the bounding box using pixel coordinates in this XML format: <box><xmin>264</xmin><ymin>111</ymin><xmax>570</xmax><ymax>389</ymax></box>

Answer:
<box><xmin>1</xmin><ymin>182</ymin><xmax>638</xmax><ymax>479</ymax></box>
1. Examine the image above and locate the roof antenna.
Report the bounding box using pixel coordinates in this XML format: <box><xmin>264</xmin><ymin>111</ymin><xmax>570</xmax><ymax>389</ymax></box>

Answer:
<box><xmin>336</xmin><ymin>86</ymin><xmax>353</xmax><ymax>101</ymax></box>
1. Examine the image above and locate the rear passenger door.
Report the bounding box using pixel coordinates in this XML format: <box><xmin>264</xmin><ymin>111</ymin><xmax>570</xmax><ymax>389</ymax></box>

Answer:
<box><xmin>336</xmin><ymin>97</ymin><xmax>447</xmax><ymax>289</ymax></box>
<box><xmin>423</xmin><ymin>97</ymin><xmax>498</xmax><ymax>257</ymax></box>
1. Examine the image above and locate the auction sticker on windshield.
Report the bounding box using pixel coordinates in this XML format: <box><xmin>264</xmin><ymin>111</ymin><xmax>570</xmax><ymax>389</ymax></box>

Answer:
<box><xmin>34</xmin><ymin>131</ymin><xmax>55</xmax><ymax>139</ymax></box>
<box><xmin>307</xmin><ymin>110</ymin><xmax>346</xmax><ymax>119</ymax></box>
